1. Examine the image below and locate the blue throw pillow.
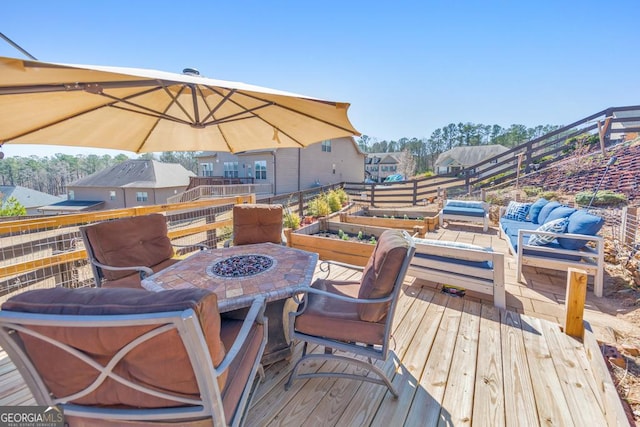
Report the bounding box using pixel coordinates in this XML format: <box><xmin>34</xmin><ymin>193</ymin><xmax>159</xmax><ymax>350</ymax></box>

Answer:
<box><xmin>529</xmin><ymin>198</ymin><xmax>549</xmax><ymax>224</ymax></box>
<box><xmin>557</xmin><ymin>210</ymin><xmax>605</xmax><ymax>250</ymax></box>
<box><xmin>504</xmin><ymin>201</ymin><xmax>531</xmax><ymax>221</ymax></box>
<box><xmin>544</xmin><ymin>206</ymin><xmax>576</xmax><ymax>224</ymax></box>
<box><xmin>528</xmin><ymin>217</ymin><xmax>569</xmax><ymax>246</ymax></box>
<box><xmin>536</xmin><ymin>201</ymin><xmax>561</xmax><ymax>224</ymax></box>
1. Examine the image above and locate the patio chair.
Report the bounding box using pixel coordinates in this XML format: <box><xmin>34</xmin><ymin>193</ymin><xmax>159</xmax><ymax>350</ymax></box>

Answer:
<box><xmin>225</xmin><ymin>204</ymin><xmax>284</xmax><ymax>247</ymax></box>
<box><xmin>0</xmin><ymin>287</ymin><xmax>267</xmax><ymax>427</ymax></box>
<box><xmin>81</xmin><ymin>213</ymin><xmax>206</xmax><ymax>288</ymax></box>
<box><xmin>285</xmin><ymin>229</ymin><xmax>416</xmax><ymax>397</ymax></box>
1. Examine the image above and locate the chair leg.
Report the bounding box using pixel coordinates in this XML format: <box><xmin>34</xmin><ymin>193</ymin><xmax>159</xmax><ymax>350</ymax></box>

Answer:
<box><xmin>285</xmin><ymin>352</ymin><xmax>398</xmax><ymax>398</ymax></box>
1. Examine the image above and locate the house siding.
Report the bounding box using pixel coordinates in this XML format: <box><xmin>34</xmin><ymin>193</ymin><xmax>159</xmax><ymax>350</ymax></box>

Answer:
<box><xmin>196</xmin><ymin>137</ymin><xmax>364</xmax><ymax>195</ymax></box>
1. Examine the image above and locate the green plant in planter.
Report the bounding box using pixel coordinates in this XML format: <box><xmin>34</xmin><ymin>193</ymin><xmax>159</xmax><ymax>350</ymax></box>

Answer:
<box><xmin>338</xmin><ymin>229</ymin><xmax>345</xmax><ymax>239</ymax></box>
<box><xmin>369</xmin><ymin>236</ymin><xmax>377</xmax><ymax>245</ymax></box>
<box><xmin>357</xmin><ymin>231</ymin><xmax>363</xmax><ymax>240</ymax></box>
<box><xmin>403</xmin><ymin>214</ymin><xmax>409</xmax><ymax>220</ymax></box>
<box><xmin>342</xmin><ymin>234</ymin><xmax>349</xmax><ymax>240</ymax></box>
<box><xmin>327</xmin><ymin>191</ymin><xmax>341</xmax><ymax>212</ymax></box>
<box><xmin>307</xmin><ymin>195</ymin><xmax>331</xmax><ymax>217</ymax></box>
<box><xmin>283</xmin><ymin>211</ymin><xmax>301</xmax><ymax>229</ymax></box>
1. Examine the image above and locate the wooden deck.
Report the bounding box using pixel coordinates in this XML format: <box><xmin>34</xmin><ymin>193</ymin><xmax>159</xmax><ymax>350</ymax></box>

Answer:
<box><xmin>0</xmin><ymin>264</ymin><xmax>628</xmax><ymax>426</ymax></box>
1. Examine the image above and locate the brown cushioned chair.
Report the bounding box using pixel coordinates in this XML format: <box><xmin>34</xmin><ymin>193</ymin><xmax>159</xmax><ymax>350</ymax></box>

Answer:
<box><xmin>226</xmin><ymin>204</ymin><xmax>283</xmax><ymax>247</ymax></box>
<box><xmin>81</xmin><ymin>213</ymin><xmax>204</xmax><ymax>289</ymax></box>
<box><xmin>285</xmin><ymin>229</ymin><xmax>415</xmax><ymax>397</ymax></box>
<box><xmin>0</xmin><ymin>287</ymin><xmax>267</xmax><ymax>427</ymax></box>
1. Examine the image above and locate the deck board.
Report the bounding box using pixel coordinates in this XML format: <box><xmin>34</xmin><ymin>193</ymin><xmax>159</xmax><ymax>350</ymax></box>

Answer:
<box><xmin>0</xmin><ymin>268</ymin><xmax>627</xmax><ymax>426</ymax></box>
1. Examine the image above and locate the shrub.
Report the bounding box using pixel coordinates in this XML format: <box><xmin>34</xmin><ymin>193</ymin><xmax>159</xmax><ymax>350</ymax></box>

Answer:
<box><xmin>283</xmin><ymin>211</ymin><xmax>301</xmax><ymax>229</ymax></box>
<box><xmin>538</xmin><ymin>191</ymin><xmax>559</xmax><ymax>201</ymax></box>
<box><xmin>575</xmin><ymin>190</ymin><xmax>627</xmax><ymax>207</ymax></box>
<box><xmin>522</xmin><ymin>186</ymin><xmax>543</xmax><ymax>197</ymax></box>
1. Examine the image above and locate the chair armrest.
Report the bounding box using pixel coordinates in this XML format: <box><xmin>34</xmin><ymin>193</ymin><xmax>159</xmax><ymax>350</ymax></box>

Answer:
<box><xmin>216</xmin><ymin>296</ymin><xmax>266</xmax><ymax>374</ymax></box>
<box><xmin>173</xmin><ymin>243</ymin><xmax>209</xmax><ymax>251</ymax></box>
<box><xmin>89</xmin><ymin>259</ymin><xmax>154</xmax><ymax>279</ymax></box>
<box><xmin>319</xmin><ymin>260</ymin><xmax>365</xmax><ymax>278</ymax></box>
<box><xmin>298</xmin><ymin>286</ymin><xmax>393</xmax><ymax>306</ymax></box>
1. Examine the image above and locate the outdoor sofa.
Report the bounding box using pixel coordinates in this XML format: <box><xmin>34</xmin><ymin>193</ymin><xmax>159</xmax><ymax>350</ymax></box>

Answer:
<box><xmin>407</xmin><ymin>238</ymin><xmax>506</xmax><ymax>308</ymax></box>
<box><xmin>439</xmin><ymin>199</ymin><xmax>489</xmax><ymax>232</ymax></box>
<box><xmin>499</xmin><ymin>198</ymin><xmax>605</xmax><ymax>296</ymax></box>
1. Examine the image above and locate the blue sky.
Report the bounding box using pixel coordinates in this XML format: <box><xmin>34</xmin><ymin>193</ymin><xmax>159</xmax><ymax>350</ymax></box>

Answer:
<box><xmin>2</xmin><ymin>1</ymin><xmax>639</xmax><ymax>158</ymax></box>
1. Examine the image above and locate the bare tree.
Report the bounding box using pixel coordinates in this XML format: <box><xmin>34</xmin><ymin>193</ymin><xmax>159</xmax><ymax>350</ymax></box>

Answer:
<box><xmin>397</xmin><ymin>148</ymin><xmax>416</xmax><ymax>179</ymax></box>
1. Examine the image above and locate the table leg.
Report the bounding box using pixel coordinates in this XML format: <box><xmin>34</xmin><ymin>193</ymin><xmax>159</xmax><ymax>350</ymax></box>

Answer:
<box><xmin>261</xmin><ymin>298</ymin><xmax>292</xmax><ymax>365</ymax></box>
<box><xmin>222</xmin><ymin>298</ymin><xmax>294</xmax><ymax>366</ymax></box>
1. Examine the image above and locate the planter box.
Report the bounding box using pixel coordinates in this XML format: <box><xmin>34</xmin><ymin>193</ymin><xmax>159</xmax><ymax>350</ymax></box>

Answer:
<box><xmin>283</xmin><ymin>220</ymin><xmax>382</xmax><ymax>267</ymax></box>
<box><xmin>339</xmin><ymin>210</ymin><xmax>438</xmax><ymax>236</ymax></box>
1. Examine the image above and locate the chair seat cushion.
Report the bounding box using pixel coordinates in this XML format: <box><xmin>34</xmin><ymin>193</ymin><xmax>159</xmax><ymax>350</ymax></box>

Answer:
<box><xmin>233</xmin><ymin>204</ymin><xmax>283</xmax><ymax>246</ymax></box>
<box><xmin>2</xmin><ymin>287</ymin><xmax>227</xmax><ymax>407</ymax></box>
<box><xmin>294</xmin><ymin>279</ymin><xmax>386</xmax><ymax>345</ymax></box>
<box><xmin>85</xmin><ymin>214</ymin><xmax>175</xmax><ymax>281</ymax></box>
<box><xmin>219</xmin><ymin>318</ymin><xmax>265</xmax><ymax>425</ymax></box>
<box><xmin>104</xmin><ymin>258</ymin><xmax>180</xmax><ymax>288</ymax></box>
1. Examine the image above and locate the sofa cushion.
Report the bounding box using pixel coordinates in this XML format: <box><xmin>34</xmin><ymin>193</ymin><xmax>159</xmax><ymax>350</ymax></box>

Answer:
<box><xmin>504</xmin><ymin>201</ymin><xmax>532</xmax><ymax>221</ymax></box>
<box><xmin>528</xmin><ymin>217</ymin><xmax>569</xmax><ymax>246</ymax></box>
<box><xmin>529</xmin><ymin>198</ymin><xmax>549</xmax><ymax>224</ymax></box>
<box><xmin>2</xmin><ymin>287</ymin><xmax>227</xmax><ymax>407</ymax></box>
<box><xmin>358</xmin><ymin>229</ymin><xmax>409</xmax><ymax>322</ymax></box>
<box><xmin>537</xmin><ymin>201</ymin><xmax>562</xmax><ymax>224</ymax></box>
<box><xmin>558</xmin><ymin>210</ymin><xmax>605</xmax><ymax>250</ymax></box>
<box><xmin>445</xmin><ymin>200</ymin><xmax>485</xmax><ymax>210</ymax></box>
<box><xmin>544</xmin><ymin>206</ymin><xmax>577</xmax><ymax>224</ymax></box>
<box><xmin>442</xmin><ymin>206</ymin><xmax>486</xmax><ymax>217</ymax></box>
<box><xmin>499</xmin><ymin>217</ymin><xmax>537</xmax><ymax>235</ymax></box>
<box><xmin>84</xmin><ymin>214</ymin><xmax>174</xmax><ymax>281</ymax></box>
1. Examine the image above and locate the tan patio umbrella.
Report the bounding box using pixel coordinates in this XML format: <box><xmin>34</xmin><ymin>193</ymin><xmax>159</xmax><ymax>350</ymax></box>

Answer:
<box><xmin>0</xmin><ymin>56</ymin><xmax>360</xmax><ymax>153</ymax></box>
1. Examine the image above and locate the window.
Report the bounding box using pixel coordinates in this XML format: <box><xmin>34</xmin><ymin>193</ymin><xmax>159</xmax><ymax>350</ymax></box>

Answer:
<box><xmin>321</xmin><ymin>140</ymin><xmax>332</xmax><ymax>152</ymax></box>
<box><xmin>254</xmin><ymin>160</ymin><xmax>267</xmax><ymax>180</ymax></box>
<box><xmin>68</xmin><ymin>190</ymin><xmax>74</xmax><ymax>200</ymax></box>
<box><xmin>224</xmin><ymin>161</ymin><xmax>239</xmax><ymax>178</ymax></box>
<box><xmin>201</xmin><ymin>162</ymin><xmax>214</xmax><ymax>177</ymax></box>
<box><xmin>136</xmin><ymin>191</ymin><xmax>148</xmax><ymax>202</ymax></box>
<box><xmin>109</xmin><ymin>191</ymin><xmax>116</xmax><ymax>201</ymax></box>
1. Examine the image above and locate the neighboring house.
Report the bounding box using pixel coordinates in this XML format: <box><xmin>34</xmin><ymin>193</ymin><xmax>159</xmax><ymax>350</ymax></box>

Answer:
<box><xmin>196</xmin><ymin>137</ymin><xmax>365</xmax><ymax>194</ymax></box>
<box><xmin>0</xmin><ymin>186</ymin><xmax>64</xmax><ymax>215</ymax></box>
<box><xmin>47</xmin><ymin>159</ymin><xmax>195</xmax><ymax>212</ymax></box>
<box><xmin>365</xmin><ymin>152</ymin><xmax>402</xmax><ymax>183</ymax></box>
<box><xmin>435</xmin><ymin>145</ymin><xmax>509</xmax><ymax>176</ymax></box>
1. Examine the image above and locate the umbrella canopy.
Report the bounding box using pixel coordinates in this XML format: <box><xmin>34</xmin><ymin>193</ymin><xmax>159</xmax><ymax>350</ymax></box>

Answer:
<box><xmin>0</xmin><ymin>56</ymin><xmax>360</xmax><ymax>153</ymax></box>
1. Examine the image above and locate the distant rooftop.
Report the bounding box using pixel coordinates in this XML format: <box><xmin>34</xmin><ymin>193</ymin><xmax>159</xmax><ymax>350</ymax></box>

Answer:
<box><xmin>70</xmin><ymin>159</ymin><xmax>195</xmax><ymax>188</ymax></box>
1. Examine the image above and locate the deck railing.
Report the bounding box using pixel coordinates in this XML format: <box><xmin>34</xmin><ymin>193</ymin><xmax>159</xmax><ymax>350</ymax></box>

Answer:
<box><xmin>0</xmin><ymin>195</ymin><xmax>254</xmax><ymax>304</ymax></box>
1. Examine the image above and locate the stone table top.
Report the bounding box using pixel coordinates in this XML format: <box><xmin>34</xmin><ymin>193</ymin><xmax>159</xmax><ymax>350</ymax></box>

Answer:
<box><xmin>141</xmin><ymin>242</ymin><xmax>318</xmax><ymax>312</ymax></box>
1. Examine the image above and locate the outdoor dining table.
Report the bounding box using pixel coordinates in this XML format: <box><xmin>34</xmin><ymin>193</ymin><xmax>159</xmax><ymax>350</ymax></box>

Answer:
<box><xmin>141</xmin><ymin>242</ymin><xmax>318</xmax><ymax>365</ymax></box>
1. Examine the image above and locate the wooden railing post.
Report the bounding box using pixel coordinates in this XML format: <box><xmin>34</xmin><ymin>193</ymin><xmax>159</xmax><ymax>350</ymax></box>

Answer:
<box><xmin>564</xmin><ymin>268</ymin><xmax>588</xmax><ymax>338</ymax></box>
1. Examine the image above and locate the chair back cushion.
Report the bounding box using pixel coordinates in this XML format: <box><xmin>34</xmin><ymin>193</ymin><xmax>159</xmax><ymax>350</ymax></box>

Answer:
<box><xmin>2</xmin><ymin>287</ymin><xmax>227</xmax><ymax>408</ymax></box>
<box><xmin>84</xmin><ymin>214</ymin><xmax>174</xmax><ymax>281</ymax></box>
<box><xmin>233</xmin><ymin>204</ymin><xmax>283</xmax><ymax>246</ymax></box>
<box><xmin>358</xmin><ymin>229</ymin><xmax>410</xmax><ymax>322</ymax></box>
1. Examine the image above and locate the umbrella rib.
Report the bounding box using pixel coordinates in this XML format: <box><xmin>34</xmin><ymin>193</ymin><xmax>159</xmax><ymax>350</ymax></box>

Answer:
<box><xmin>241</xmin><ymin>91</ymin><xmax>357</xmax><ymax>135</ymax></box>
<box><xmin>200</xmin><ymin>88</ymin><xmax>236</xmax><ymax>124</ymax></box>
